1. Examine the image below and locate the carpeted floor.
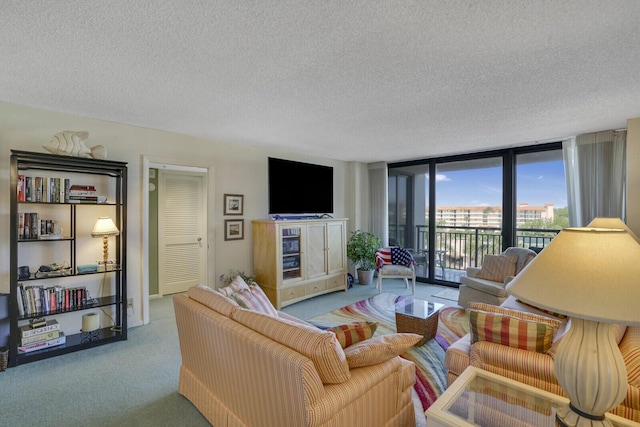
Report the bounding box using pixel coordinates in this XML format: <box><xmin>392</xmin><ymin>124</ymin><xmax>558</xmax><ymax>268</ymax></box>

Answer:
<box><xmin>308</xmin><ymin>293</ymin><xmax>469</xmax><ymax>426</ymax></box>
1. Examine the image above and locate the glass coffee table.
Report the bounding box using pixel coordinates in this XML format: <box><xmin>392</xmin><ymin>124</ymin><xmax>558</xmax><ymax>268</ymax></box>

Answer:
<box><xmin>426</xmin><ymin>367</ymin><xmax>640</xmax><ymax>427</ymax></box>
<box><xmin>394</xmin><ymin>298</ymin><xmax>444</xmax><ymax>346</ymax></box>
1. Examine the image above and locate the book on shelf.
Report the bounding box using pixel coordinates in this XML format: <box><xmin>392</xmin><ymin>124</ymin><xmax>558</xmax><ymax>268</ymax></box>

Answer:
<box><xmin>17</xmin><ymin>174</ymin><xmax>26</xmax><ymax>202</ymax></box>
<box><xmin>18</xmin><ymin>332</ymin><xmax>66</xmax><ymax>353</ymax></box>
<box><xmin>19</xmin><ymin>319</ymin><xmax>60</xmax><ymax>338</ymax></box>
<box><xmin>17</xmin><ymin>285</ymin><xmax>91</xmax><ymax>317</ymax></box>
<box><xmin>21</xmin><ymin>329</ymin><xmax>61</xmax><ymax>346</ymax></box>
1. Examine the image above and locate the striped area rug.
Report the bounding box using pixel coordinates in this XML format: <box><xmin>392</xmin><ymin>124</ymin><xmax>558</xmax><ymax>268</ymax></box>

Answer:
<box><xmin>309</xmin><ymin>293</ymin><xmax>469</xmax><ymax>416</ymax></box>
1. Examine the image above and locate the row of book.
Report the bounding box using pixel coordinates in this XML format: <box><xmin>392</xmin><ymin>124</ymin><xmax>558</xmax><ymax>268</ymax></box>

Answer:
<box><xmin>18</xmin><ymin>212</ymin><xmax>60</xmax><ymax>240</ymax></box>
<box><xmin>17</xmin><ymin>175</ymin><xmax>99</xmax><ymax>203</ymax></box>
<box><xmin>16</xmin><ymin>284</ymin><xmax>94</xmax><ymax>317</ymax></box>
<box><xmin>18</xmin><ymin>319</ymin><xmax>66</xmax><ymax>353</ymax></box>
<box><xmin>17</xmin><ymin>175</ymin><xmax>71</xmax><ymax>203</ymax></box>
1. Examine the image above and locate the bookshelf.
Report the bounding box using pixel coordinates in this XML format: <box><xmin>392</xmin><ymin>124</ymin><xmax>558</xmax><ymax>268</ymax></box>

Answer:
<box><xmin>8</xmin><ymin>150</ymin><xmax>127</xmax><ymax>367</ymax></box>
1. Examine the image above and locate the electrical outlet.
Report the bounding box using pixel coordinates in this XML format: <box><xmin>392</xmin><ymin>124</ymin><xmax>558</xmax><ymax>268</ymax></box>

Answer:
<box><xmin>127</xmin><ymin>298</ymin><xmax>133</xmax><ymax>307</ymax></box>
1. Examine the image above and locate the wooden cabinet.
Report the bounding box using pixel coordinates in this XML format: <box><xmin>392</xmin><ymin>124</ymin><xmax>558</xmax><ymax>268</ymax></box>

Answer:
<box><xmin>8</xmin><ymin>150</ymin><xmax>127</xmax><ymax>367</ymax></box>
<box><xmin>252</xmin><ymin>218</ymin><xmax>348</xmax><ymax>309</ymax></box>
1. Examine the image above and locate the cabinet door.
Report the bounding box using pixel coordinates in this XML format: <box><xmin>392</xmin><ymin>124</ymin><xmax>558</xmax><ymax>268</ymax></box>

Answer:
<box><xmin>305</xmin><ymin>223</ymin><xmax>327</xmax><ymax>280</ymax></box>
<box><xmin>327</xmin><ymin>221</ymin><xmax>346</xmax><ymax>275</ymax></box>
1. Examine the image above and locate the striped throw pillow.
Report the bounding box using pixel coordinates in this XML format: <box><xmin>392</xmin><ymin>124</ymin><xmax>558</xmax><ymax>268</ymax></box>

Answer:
<box><xmin>469</xmin><ymin>310</ymin><xmax>557</xmax><ymax>353</ymax></box>
<box><xmin>326</xmin><ymin>322</ymin><xmax>378</xmax><ymax>348</ymax></box>
<box><xmin>468</xmin><ymin>302</ymin><xmax>563</xmax><ymax>329</ymax></box>
<box><xmin>344</xmin><ymin>333</ymin><xmax>422</xmax><ymax>368</ymax></box>
<box><xmin>476</xmin><ymin>255</ymin><xmax>518</xmax><ymax>282</ymax></box>
<box><xmin>232</xmin><ymin>285</ymin><xmax>278</xmax><ymax>317</ymax></box>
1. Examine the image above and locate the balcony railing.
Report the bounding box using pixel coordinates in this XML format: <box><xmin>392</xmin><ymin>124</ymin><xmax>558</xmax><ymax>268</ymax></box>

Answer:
<box><xmin>409</xmin><ymin>225</ymin><xmax>561</xmax><ymax>281</ymax></box>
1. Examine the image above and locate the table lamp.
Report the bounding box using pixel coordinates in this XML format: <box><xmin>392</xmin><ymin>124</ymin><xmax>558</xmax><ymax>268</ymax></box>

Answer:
<box><xmin>506</xmin><ymin>227</ymin><xmax>640</xmax><ymax>427</ymax></box>
<box><xmin>91</xmin><ymin>217</ymin><xmax>119</xmax><ymax>266</ymax></box>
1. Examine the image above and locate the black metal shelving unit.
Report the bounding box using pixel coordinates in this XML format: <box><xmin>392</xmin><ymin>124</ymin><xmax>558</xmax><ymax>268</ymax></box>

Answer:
<box><xmin>8</xmin><ymin>150</ymin><xmax>127</xmax><ymax>367</ymax></box>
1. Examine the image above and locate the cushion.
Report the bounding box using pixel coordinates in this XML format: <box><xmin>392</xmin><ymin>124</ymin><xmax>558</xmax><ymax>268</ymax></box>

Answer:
<box><xmin>231</xmin><ymin>285</ymin><xmax>278</xmax><ymax>316</ymax></box>
<box><xmin>468</xmin><ymin>309</ymin><xmax>558</xmax><ymax>353</ymax></box>
<box><xmin>476</xmin><ymin>255</ymin><xmax>518</xmax><ymax>282</ymax></box>
<box><xmin>326</xmin><ymin>321</ymin><xmax>378</xmax><ymax>349</ymax></box>
<box><xmin>344</xmin><ymin>333</ymin><xmax>421</xmax><ymax>368</ymax></box>
<box><xmin>188</xmin><ymin>285</ymin><xmax>239</xmax><ymax>317</ymax></box>
<box><xmin>468</xmin><ymin>302</ymin><xmax>563</xmax><ymax>328</ymax></box>
<box><xmin>231</xmin><ymin>308</ymin><xmax>351</xmax><ymax>384</ymax></box>
<box><xmin>378</xmin><ymin>264</ymin><xmax>413</xmax><ymax>276</ymax></box>
<box><xmin>217</xmin><ymin>275</ymin><xmax>251</xmax><ymax>297</ymax></box>
<box><xmin>515</xmin><ymin>299</ymin><xmax>567</xmax><ymax>319</ymax></box>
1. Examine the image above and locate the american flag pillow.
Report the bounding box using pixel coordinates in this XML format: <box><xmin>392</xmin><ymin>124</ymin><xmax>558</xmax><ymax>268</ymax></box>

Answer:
<box><xmin>376</xmin><ymin>247</ymin><xmax>415</xmax><ymax>268</ymax></box>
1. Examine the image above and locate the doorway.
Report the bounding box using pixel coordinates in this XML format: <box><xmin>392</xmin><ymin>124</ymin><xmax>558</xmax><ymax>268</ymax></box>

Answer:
<box><xmin>143</xmin><ymin>159</ymin><xmax>211</xmax><ymax>325</ymax></box>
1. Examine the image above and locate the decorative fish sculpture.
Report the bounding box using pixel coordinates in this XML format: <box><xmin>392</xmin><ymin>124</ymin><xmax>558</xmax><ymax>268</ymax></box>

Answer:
<box><xmin>43</xmin><ymin>131</ymin><xmax>107</xmax><ymax>159</ymax></box>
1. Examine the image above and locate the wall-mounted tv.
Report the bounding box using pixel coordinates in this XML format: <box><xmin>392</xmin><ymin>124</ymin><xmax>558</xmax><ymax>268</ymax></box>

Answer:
<box><xmin>268</xmin><ymin>157</ymin><xmax>333</xmax><ymax>215</ymax></box>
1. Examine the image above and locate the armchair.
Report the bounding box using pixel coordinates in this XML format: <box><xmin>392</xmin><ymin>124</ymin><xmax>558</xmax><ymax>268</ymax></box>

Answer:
<box><xmin>458</xmin><ymin>247</ymin><xmax>537</xmax><ymax>308</ymax></box>
<box><xmin>375</xmin><ymin>247</ymin><xmax>416</xmax><ymax>294</ymax></box>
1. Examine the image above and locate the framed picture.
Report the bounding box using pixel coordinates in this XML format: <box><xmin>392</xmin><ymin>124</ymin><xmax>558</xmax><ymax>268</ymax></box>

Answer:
<box><xmin>224</xmin><ymin>194</ymin><xmax>244</xmax><ymax>215</ymax></box>
<box><xmin>224</xmin><ymin>219</ymin><xmax>244</xmax><ymax>241</ymax></box>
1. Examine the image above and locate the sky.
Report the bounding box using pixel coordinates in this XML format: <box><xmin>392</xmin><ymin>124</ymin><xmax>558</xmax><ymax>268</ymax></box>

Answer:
<box><xmin>432</xmin><ymin>160</ymin><xmax>567</xmax><ymax>208</ymax></box>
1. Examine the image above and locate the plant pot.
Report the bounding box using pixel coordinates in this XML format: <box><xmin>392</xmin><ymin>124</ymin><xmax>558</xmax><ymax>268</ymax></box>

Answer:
<box><xmin>357</xmin><ymin>269</ymin><xmax>375</xmax><ymax>286</ymax></box>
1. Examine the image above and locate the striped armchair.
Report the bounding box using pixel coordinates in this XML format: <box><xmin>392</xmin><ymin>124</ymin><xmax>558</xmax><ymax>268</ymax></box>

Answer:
<box><xmin>445</xmin><ymin>296</ymin><xmax>640</xmax><ymax>422</ymax></box>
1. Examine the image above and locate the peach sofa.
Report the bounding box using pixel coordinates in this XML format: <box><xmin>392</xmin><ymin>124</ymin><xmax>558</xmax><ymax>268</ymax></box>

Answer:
<box><xmin>173</xmin><ymin>285</ymin><xmax>417</xmax><ymax>427</ymax></box>
<box><xmin>445</xmin><ymin>296</ymin><xmax>640</xmax><ymax>422</ymax></box>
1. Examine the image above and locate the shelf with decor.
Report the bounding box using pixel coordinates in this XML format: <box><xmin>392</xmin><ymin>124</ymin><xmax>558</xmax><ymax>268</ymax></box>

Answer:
<box><xmin>8</xmin><ymin>150</ymin><xmax>127</xmax><ymax>367</ymax></box>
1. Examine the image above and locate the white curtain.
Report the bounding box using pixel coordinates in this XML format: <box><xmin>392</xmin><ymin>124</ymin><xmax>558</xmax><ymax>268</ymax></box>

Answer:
<box><xmin>368</xmin><ymin>162</ymin><xmax>388</xmax><ymax>246</ymax></box>
<box><xmin>563</xmin><ymin>130</ymin><xmax>627</xmax><ymax>226</ymax></box>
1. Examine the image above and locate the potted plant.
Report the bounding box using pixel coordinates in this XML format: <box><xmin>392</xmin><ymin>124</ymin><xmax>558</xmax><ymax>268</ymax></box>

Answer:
<box><xmin>346</xmin><ymin>230</ymin><xmax>382</xmax><ymax>285</ymax></box>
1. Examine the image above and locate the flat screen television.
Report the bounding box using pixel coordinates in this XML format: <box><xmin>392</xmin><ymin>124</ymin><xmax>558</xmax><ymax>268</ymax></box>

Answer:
<box><xmin>268</xmin><ymin>157</ymin><xmax>333</xmax><ymax>215</ymax></box>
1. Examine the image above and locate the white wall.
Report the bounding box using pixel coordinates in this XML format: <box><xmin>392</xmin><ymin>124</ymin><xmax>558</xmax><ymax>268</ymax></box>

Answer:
<box><xmin>0</xmin><ymin>102</ymin><xmax>364</xmax><ymax>327</ymax></box>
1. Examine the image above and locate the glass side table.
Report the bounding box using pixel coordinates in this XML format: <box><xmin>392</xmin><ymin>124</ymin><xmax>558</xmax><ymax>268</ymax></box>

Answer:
<box><xmin>426</xmin><ymin>367</ymin><xmax>640</xmax><ymax>427</ymax></box>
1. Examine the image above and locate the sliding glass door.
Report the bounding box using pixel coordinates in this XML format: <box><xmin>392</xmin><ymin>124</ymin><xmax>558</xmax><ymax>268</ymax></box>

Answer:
<box><xmin>388</xmin><ymin>142</ymin><xmax>565</xmax><ymax>285</ymax></box>
<box><xmin>435</xmin><ymin>157</ymin><xmax>503</xmax><ymax>282</ymax></box>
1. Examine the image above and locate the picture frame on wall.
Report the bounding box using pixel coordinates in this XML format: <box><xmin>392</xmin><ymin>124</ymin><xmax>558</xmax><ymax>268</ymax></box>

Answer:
<box><xmin>224</xmin><ymin>194</ymin><xmax>244</xmax><ymax>215</ymax></box>
<box><xmin>224</xmin><ymin>219</ymin><xmax>244</xmax><ymax>241</ymax></box>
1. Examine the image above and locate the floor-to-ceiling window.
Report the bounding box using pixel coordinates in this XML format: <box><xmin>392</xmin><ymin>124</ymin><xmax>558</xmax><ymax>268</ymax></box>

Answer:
<box><xmin>388</xmin><ymin>142</ymin><xmax>566</xmax><ymax>286</ymax></box>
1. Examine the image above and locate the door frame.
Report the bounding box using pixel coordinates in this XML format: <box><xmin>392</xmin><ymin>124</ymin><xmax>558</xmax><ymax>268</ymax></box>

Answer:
<box><xmin>142</xmin><ymin>156</ymin><xmax>214</xmax><ymax>325</ymax></box>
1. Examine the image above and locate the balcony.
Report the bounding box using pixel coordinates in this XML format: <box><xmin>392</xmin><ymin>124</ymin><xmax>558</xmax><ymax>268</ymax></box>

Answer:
<box><xmin>408</xmin><ymin>225</ymin><xmax>561</xmax><ymax>283</ymax></box>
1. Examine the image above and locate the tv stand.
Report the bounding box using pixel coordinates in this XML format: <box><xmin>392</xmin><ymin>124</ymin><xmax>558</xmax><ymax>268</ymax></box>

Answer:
<box><xmin>253</xmin><ymin>218</ymin><xmax>347</xmax><ymax>309</ymax></box>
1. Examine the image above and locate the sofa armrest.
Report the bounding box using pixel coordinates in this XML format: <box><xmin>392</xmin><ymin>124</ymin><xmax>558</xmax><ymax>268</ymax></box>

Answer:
<box><xmin>466</xmin><ymin>267</ymin><xmax>482</xmax><ymax>278</ymax></box>
<box><xmin>469</xmin><ymin>341</ymin><xmax>564</xmax><ymax>397</ymax></box>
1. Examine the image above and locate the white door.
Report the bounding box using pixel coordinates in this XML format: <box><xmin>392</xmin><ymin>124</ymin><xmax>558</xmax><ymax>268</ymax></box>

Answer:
<box><xmin>158</xmin><ymin>170</ymin><xmax>207</xmax><ymax>295</ymax></box>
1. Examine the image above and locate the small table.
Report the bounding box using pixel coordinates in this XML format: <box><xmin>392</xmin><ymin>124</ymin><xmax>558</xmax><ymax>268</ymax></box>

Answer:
<box><xmin>425</xmin><ymin>367</ymin><xmax>640</xmax><ymax>427</ymax></box>
<box><xmin>394</xmin><ymin>298</ymin><xmax>444</xmax><ymax>346</ymax></box>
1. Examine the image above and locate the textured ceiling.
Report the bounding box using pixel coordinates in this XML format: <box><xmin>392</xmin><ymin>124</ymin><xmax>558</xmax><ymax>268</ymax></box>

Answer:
<box><xmin>2</xmin><ymin>1</ymin><xmax>640</xmax><ymax>163</ymax></box>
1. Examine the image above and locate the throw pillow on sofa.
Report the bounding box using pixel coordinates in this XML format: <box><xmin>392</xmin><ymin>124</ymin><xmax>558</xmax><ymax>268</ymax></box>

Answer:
<box><xmin>468</xmin><ymin>302</ymin><xmax>564</xmax><ymax>328</ymax></box>
<box><xmin>231</xmin><ymin>285</ymin><xmax>278</xmax><ymax>317</ymax></box>
<box><xmin>325</xmin><ymin>321</ymin><xmax>378</xmax><ymax>349</ymax></box>
<box><xmin>468</xmin><ymin>309</ymin><xmax>559</xmax><ymax>353</ymax></box>
<box><xmin>217</xmin><ymin>275</ymin><xmax>251</xmax><ymax>297</ymax></box>
<box><xmin>476</xmin><ymin>255</ymin><xmax>518</xmax><ymax>282</ymax></box>
<box><xmin>344</xmin><ymin>333</ymin><xmax>422</xmax><ymax>368</ymax></box>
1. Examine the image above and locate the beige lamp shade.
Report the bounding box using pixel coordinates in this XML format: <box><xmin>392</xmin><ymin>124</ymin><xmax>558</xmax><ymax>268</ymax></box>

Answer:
<box><xmin>587</xmin><ymin>216</ymin><xmax>640</xmax><ymax>243</ymax></box>
<box><xmin>506</xmin><ymin>227</ymin><xmax>640</xmax><ymax>326</ymax></box>
<box><xmin>91</xmin><ymin>217</ymin><xmax>119</xmax><ymax>237</ymax></box>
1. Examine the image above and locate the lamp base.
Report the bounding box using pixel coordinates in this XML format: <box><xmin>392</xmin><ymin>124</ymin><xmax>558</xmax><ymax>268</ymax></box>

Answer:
<box><xmin>554</xmin><ymin>318</ymin><xmax>627</xmax><ymax>427</ymax></box>
<box><xmin>556</xmin><ymin>404</ymin><xmax>613</xmax><ymax>427</ymax></box>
